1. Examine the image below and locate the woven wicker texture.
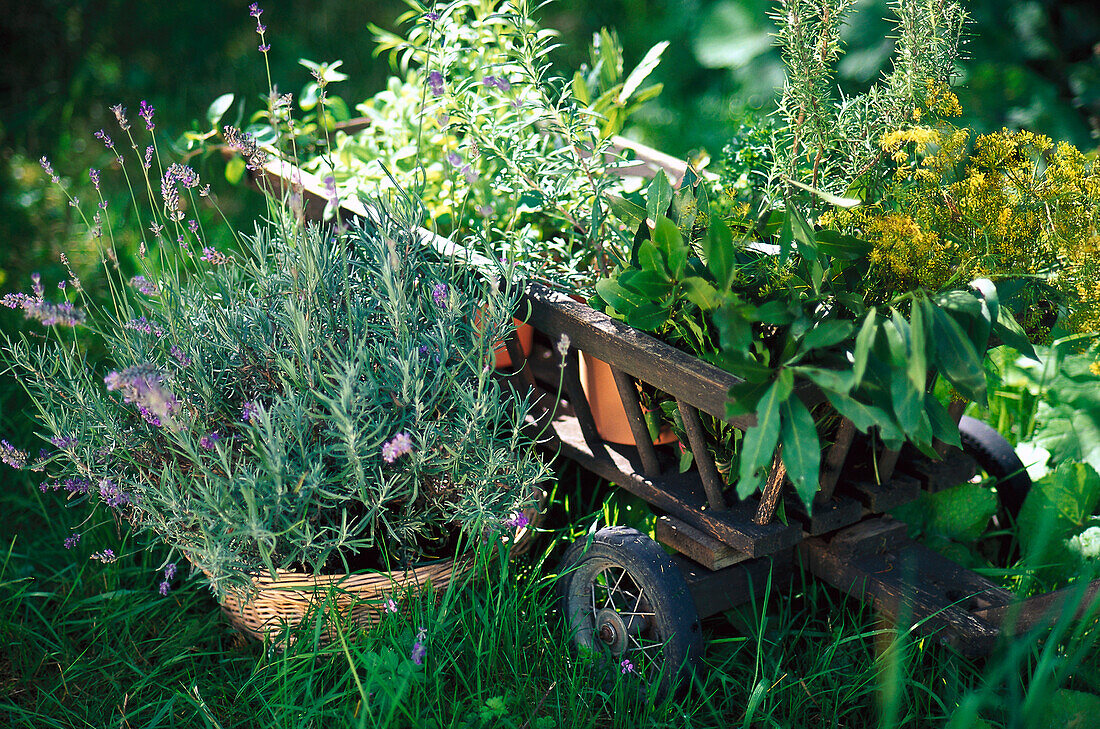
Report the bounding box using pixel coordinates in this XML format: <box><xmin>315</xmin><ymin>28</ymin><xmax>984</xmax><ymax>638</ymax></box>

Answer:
<box><xmin>219</xmin><ymin>557</ymin><xmax>473</xmax><ymax>641</ymax></box>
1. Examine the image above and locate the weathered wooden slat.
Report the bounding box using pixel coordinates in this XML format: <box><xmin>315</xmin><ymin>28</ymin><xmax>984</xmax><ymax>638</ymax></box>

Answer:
<box><xmin>784</xmin><ymin>493</ymin><xmax>865</xmax><ymax>536</ymax></box>
<box><xmin>823</xmin><ymin>516</ymin><xmax>910</xmax><ymax>560</ymax></box>
<box><xmin>655</xmin><ymin>516</ymin><xmax>749</xmax><ymax>571</ymax></box>
<box><xmin>525</xmin><ymin>284</ymin><xmax>828</xmax><ymax>427</ymax></box>
<box><xmin>550</xmin><ymin>414</ymin><xmax>801</xmax><ymax>557</ymax></box>
<box><xmin>876</xmin><ymin>446</ymin><xmax>901</xmax><ymax>485</ymax></box>
<box><xmin>754</xmin><ymin>450</ymin><xmax>787</xmax><ymax>525</ymax></box>
<box><xmin>675</xmin><ymin>399</ymin><xmax>728</xmax><ymax>512</ymax></box>
<box><xmin>609</xmin><ymin>365</ymin><xmax>661</xmax><ymax>476</ymax></box>
<box><xmin>972</xmin><ymin>579</ymin><xmax>1100</xmax><ymax>637</ymax></box>
<box><xmin>848</xmin><ymin>474</ymin><xmax>921</xmax><ymax>512</ymax></box>
<box><xmin>817</xmin><ymin>417</ymin><xmax>856</xmax><ymax>502</ymax></box>
<box><xmin>905</xmin><ymin>451</ymin><xmax>977</xmax><ymax>494</ymax></box>
<box><xmin>559</xmin><ymin>349</ymin><xmax>604</xmax><ymax>452</ymax></box>
<box><xmin>800</xmin><ymin>534</ymin><xmax>1010</xmax><ymax>656</ymax></box>
<box><xmin>675</xmin><ymin>550</ymin><xmax>793</xmax><ymax>619</ymax></box>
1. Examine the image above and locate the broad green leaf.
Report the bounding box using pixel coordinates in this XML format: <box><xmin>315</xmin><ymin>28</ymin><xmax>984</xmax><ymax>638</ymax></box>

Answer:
<box><xmin>925</xmin><ymin>393</ymin><xmax>961</xmax><ymax>449</ymax></box>
<box><xmin>651</xmin><ymin>216</ymin><xmax>684</xmax><ymax>272</ymax></box>
<box><xmin>703</xmin><ymin>215</ymin><xmax>736</xmax><ymax>288</ymax></box>
<box><xmin>755</xmin><ymin>300</ymin><xmax>795</xmax><ymax>325</ymax></box>
<box><xmin>785</xmin><ymin>178</ymin><xmax>861</xmax><ymax>208</ymax></box>
<box><xmin>1016</xmin><ymin>463</ymin><xmax>1100</xmax><ymax>571</ymax></box>
<box><xmin>637</xmin><ymin>240</ymin><xmax>664</xmax><ymax>273</ymax></box>
<box><xmin>571</xmin><ymin>70</ymin><xmax>590</xmax><ymax>105</ymax></box>
<box><xmin>607</xmin><ymin>195</ymin><xmax>646</xmax><ymax>230</ymax></box>
<box><xmin>824</xmin><ymin>389</ymin><xmax>902</xmax><ymax>441</ymax></box>
<box><xmin>813</xmin><ymin>229</ymin><xmax>872</xmax><ymax>260</ymax></box>
<box><xmin>627</xmin><ymin>302</ymin><xmax>670</xmax><ymax>331</ymax></box>
<box><xmin>681</xmin><ymin>277</ymin><xmax>720</xmax><ymax>310</ymax></box>
<box><xmin>934</xmin><ymin>289</ymin><xmax>984</xmax><ymax>318</ymax></box>
<box><xmin>725</xmin><ymin>378</ymin><xmax>774</xmax><ymax>417</ymax></box>
<box><xmin>1031</xmin><ymin>689</ymin><xmax>1100</xmax><ymax>729</ymax></box>
<box><xmin>704</xmin><ymin>351</ymin><xmax>774</xmax><ymax>383</ymax></box>
<box><xmin>788</xmin><ymin>203</ymin><xmax>817</xmax><ymax>261</ymax></box>
<box><xmin>619</xmin><ymin>41</ymin><xmax>669</xmax><ymax>103</ymax></box>
<box><xmin>799</xmin><ymin>319</ymin><xmax>854</xmax><ymax>354</ymax></box>
<box><xmin>792</xmin><ymin>366</ymin><xmax>855</xmax><ymax>394</ymax></box>
<box><xmin>924</xmin><ymin>482</ymin><xmax>997</xmax><ymax>542</ymax></box>
<box><xmin>619</xmin><ymin>269</ymin><xmax>672</xmax><ymax>298</ymax></box>
<box><xmin>594</xmin><ymin>278</ymin><xmax>646</xmax><ymax>316</ymax></box>
<box><xmin>207</xmin><ymin>93</ymin><xmax>235</xmax><ymax>127</ymax></box>
<box><xmin>714</xmin><ymin>303</ymin><xmax>753</xmax><ymax>352</ymax></box>
<box><xmin>780</xmin><ymin>396</ymin><xmax>821</xmax><ymax>507</ymax></box>
<box><xmin>931</xmin><ymin>305</ymin><xmax>988</xmax><ymax>405</ymax></box>
<box><xmin>884</xmin><ymin>309</ymin><xmax>911</xmax><ymax>368</ymax></box>
<box><xmin>908</xmin><ymin>297</ymin><xmax>929</xmax><ymax>392</ymax></box>
<box><xmin>891</xmin><ymin>374</ymin><xmax>922</xmax><ymax>437</ymax></box>
<box><xmin>736</xmin><ymin>371</ymin><xmax>792</xmax><ymax>498</ymax></box>
<box><xmin>646</xmin><ymin>172</ymin><xmax>674</xmax><ymax>223</ymax></box>
<box><xmin>992</xmin><ymin>307</ymin><xmax>1039</xmax><ymax>360</ymax></box>
<box><xmin>852</xmin><ymin>307</ymin><xmax>877</xmax><ymax>387</ymax></box>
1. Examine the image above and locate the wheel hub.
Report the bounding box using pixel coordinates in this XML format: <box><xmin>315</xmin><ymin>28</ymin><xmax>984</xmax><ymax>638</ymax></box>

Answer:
<box><xmin>596</xmin><ymin>608</ymin><xmax>630</xmax><ymax>655</ymax></box>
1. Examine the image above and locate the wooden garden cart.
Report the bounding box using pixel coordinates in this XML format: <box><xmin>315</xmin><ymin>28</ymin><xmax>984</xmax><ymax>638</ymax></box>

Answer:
<box><xmin>257</xmin><ymin>137</ymin><xmax>1100</xmax><ymax>690</ymax></box>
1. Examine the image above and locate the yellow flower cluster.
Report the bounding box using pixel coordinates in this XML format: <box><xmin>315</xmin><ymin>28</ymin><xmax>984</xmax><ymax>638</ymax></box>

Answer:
<box><xmin>847</xmin><ymin>122</ymin><xmax>1100</xmax><ymax>340</ymax></box>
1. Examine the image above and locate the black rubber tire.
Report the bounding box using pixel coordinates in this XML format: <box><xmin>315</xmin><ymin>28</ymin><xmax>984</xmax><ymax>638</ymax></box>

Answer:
<box><xmin>556</xmin><ymin>526</ymin><xmax>702</xmax><ymax>694</ymax></box>
<box><xmin>958</xmin><ymin>415</ymin><xmax>1032</xmax><ymax>520</ymax></box>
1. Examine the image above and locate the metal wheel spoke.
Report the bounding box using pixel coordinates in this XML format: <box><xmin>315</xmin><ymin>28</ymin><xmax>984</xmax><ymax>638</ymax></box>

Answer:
<box><xmin>606</xmin><ymin>567</ymin><xmax>629</xmax><ymax>609</ymax></box>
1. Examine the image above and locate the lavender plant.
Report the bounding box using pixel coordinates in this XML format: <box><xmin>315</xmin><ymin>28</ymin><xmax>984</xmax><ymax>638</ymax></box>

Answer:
<box><xmin>4</xmin><ymin>111</ymin><xmax>548</xmax><ymax>599</ymax></box>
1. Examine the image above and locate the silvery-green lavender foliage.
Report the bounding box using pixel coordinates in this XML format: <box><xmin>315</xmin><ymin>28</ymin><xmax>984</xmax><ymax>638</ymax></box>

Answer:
<box><xmin>769</xmin><ymin>0</ymin><xmax>966</xmax><ymax>200</ymax></box>
<box><xmin>7</xmin><ymin>205</ymin><xmax>549</xmax><ymax>596</ymax></box>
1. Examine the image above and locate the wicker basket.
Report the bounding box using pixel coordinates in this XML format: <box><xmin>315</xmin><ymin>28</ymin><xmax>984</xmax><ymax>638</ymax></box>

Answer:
<box><xmin>219</xmin><ymin>556</ymin><xmax>474</xmax><ymax>641</ymax></box>
<box><xmin>218</xmin><ymin>492</ymin><xmax>544</xmax><ymax>641</ymax></box>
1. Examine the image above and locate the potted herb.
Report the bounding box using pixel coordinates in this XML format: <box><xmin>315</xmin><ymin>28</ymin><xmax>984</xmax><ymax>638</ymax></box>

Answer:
<box><xmin>3</xmin><ymin>136</ymin><xmax>550</xmax><ymax>636</ymax></box>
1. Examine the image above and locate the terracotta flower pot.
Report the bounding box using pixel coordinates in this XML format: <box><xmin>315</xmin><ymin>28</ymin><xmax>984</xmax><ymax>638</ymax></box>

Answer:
<box><xmin>580</xmin><ymin>352</ymin><xmax>677</xmax><ymax>446</ymax></box>
<box><xmin>493</xmin><ymin>319</ymin><xmax>535</xmax><ymax>368</ymax></box>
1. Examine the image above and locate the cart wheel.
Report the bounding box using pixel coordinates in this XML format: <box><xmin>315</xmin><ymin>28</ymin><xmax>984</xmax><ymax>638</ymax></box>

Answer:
<box><xmin>959</xmin><ymin>416</ymin><xmax>1032</xmax><ymax>520</ymax></box>
<box><xmin>556</xmin><ymin>526</ymin><xmax>702</xmax><ymax>693</ymax></box>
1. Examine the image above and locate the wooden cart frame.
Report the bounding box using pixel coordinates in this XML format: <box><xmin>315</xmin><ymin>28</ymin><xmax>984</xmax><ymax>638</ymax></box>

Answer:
<box><xmin>257</xmin><ymin>136</ymin><xmax>1100</xmax><ymax>672</ymax></box>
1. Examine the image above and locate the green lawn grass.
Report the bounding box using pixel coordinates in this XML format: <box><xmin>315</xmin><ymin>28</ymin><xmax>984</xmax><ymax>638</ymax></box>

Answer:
<box><xmin>2</xmin><ymin>463</ymin><xmax>1098</xmax><ymax>729</ymax></box>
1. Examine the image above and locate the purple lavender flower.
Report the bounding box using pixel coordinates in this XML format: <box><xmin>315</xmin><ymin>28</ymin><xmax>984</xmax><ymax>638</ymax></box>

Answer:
<box><xmin>249</xmin><ymin>3</ymin><xmax>263</xmax><ymax>18</ymax></box>
<box><xmin>63</xmin><ymin>533</ymin><xmax>81</xmax><ymax>550</ymax></box>
<box><xmin>164</xmin><ymin>563</ymin><xmax>177</xmax><ymax>580</ymax></box>
<box><xmin>620</xmin><ymin>658</ymin><xmax>635</xmax><ymax>674</ymax></box>
<box><xmin>25</xmin><ymin>300</ymin><xmax>85</xmax><ymax>327</ymax></box>
<box><xmin>104</xmin><ymin>364</ymin><xmax>179</xmax><ymax>427</ymax></box>
<box><xmin>223</xmin><ymin>126</ymin><xmax>268</xmax><ymax>171</ymax></box>
<box><xmin>170</xmin><ymin>345</ymin><xmax>192</xmax><ymax>367</ymax></box>
<box><xmin>200</xmin><ymin>247</ymin><xmax>229</xmax><ymax>265</ymax></box>
<box><xmin>89</xmin><ymin>169</ymin><xmax>100</xmax><ymax>192</ymax></box>
<box><xmin>94</xmin><ymin>128</ymin><xmax>114</xmax><ymax>150</ymax></box>
<box><xmin>158</xmin><ymin>581</ymin><xmax>171</xmax><ymax>596</ymax></box>
<box><xmin>91</xmin><ymin>549</ymin><xmax>117</xmax><ymax>564</ymax></box>
<box><xmin>446</xmin><ymin>151</ymin><xmax>462</xmax><ymax>167</ymax></box>
<box><xmin>411</xmin><ymin>627</ymin><xmax>427</xmax><ymax>665</ymax></box>
<box><xmin>50</xmin><ymin>435</ymin><xmax>77</xmax><ymax>449</ymax></box>
<box><xmin>503</xmin><ymin>511</ymin><xmax>530</xmax><ymax>530</ymax></box>
<box><xmin>431</xmin><ymin>282</ymin><xmax>448</xmax><ymax>307</ymax></box>
<box><xmin>382</xmin><ymin>432</ymin><xmax>414</xmax><ymax>463</ymax></box>
<box><xmin>110</xmin><ymin>104</ymin><xmax>130</xmax><ymax>131</ymax></box>
<box><xmin>31</xmin><ymin>273</ymin><xmax>43</xmax><ymax>300</ymax></box>
<box><xmin>482</xmin><ymin>76</ymin><xmax>511</xmax><ymax>92</ymax></box>
<box><xmin>143</xmin><ymin>145</ymin><xmax>153</xmax><ymax>171</ymax></box>
<box><xmin>139</xmin><ymin>100</ymin><xmax>155</xmax><ymax>131</ymax></box>
<box><xmin>137</xmin><ymin>406</ymin><xmax>162</xmax><ymax>427</ymax></box>
<box><xmin>427</xmin><ymin>71</ymin><xmax>444</xmax><ymax>97</ymax></box>
<box><xmin>199</xmin><ymin>432</ymin><xmax>221</xmax><ymax>450</ymax></box>
<box><xmin>63</xmin><ymin>478</ymin><xmax>91</xmax><ymax>495</ymax></box>
<box><xmin>99</xmin><ymin>479</ymin><xmax>129</xmax><ymax>509</ymax></box>
<box><xmin>241</xmin><ymin>400</ymin><xmax>260</xmax><ymax>424</ymax></box>
<box><xmin>130</xmin><ymin>276</ymin><xmax>159</xmax><ymax>296</ymax></box>
<box><xmin>124</xmin><ymin>317</ymin><xmax>165</xmax><ymax>337</ymax></box>
<box><xmin>424</xmin><ymin>11</ymin><xmax>440</xmax><ymax>21</ymax></box>
<box><xmin>1</xmin><ymin>441</ymin><xmax>28</xmax><ymax>470</ymax></box>
<box><xmin>160</xmin><ymin>164</ymin><xmax>199</xmax><ymax>222</ymax></box>
<box><xmin>39</xmin><ymin>156</ymin><xmax>60</xmax><ymax>184</ymax></box>
<box><xmin>188</xmin><ymin>219</ymin><xmax>199</xmax><ymax>234</ymax></box>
